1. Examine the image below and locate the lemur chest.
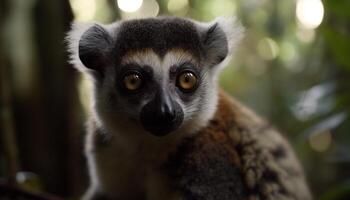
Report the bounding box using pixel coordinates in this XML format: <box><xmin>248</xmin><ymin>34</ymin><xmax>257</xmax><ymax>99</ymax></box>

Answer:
<box><xmin>92</xmin><ymin>135</ymin><xmax>182</xmax><ymax>200</ymax></box>
<box><xmin>93</xmin><ymin>129</ymin><xmax>246</xmax><ymax>200</ymax></box>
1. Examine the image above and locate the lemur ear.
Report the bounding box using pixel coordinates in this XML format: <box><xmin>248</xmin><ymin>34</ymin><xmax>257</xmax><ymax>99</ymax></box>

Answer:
<box><xmin>78</xmin><ymin>24</ymin><xmax>113</xmax><ymax>72</ymax></box>
<box><xmin>66</xmin><ymin>23</ymin><xmax>113</xmax><ymax>74</ymax></box>
<box><xmin>200</xmin><ymin>17</ymin><xmax>244</xmax><ymax>66</ymax></box>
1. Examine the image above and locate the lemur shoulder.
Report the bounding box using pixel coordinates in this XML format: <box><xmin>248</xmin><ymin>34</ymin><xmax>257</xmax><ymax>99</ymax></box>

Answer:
<box><xmin>67</xmin><ymin>16</ymin><xmax>312</xmax><ymax>200</ymax></box>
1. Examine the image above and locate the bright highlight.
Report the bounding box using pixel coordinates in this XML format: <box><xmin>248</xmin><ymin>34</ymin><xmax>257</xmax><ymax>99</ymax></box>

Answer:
<box><xmin>70</xmin><ymin>0</ymin><xmax>96</xmax><ymax>21</ymax></box>
<box><xmin>309</xmin><ymin>131</ymin><xmax>332</xmax><ymax>152</ymax></box>
<box><xmin>117</xmin><ymin>0</ymin><xmax>143</xmax><ymax>12</ymax></box>
<box><xmin>296</xmin><ymin>0</ymin><xmax>324</xmax><ymax>29</ymax></box>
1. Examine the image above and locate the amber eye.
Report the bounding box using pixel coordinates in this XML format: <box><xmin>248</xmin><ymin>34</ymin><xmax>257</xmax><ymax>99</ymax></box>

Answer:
<box><xmin>123</xmin><ymin>73</ymin><xmax>142</xmax><ymax>91</ymax></box>
<box><xmin>177</xmin><ymin>71</ymin><xmax>198</xmax><ymax>92</ymax></box>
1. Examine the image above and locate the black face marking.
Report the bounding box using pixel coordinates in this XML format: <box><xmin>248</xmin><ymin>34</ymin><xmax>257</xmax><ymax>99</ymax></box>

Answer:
<box><xmin>113</xmin><ymin>17</ymin><xmax>204</xmax><ymax>63</ymax></box>
<box><xmin>140</xmin><ymin>89</ymin><xmax>184</xmax><ymax>137</ymax></box>
<box><xmin>169</xmin><ymin>61</ymin><xmax>201</xmax><ymax>78</ymax></box>
<box><xmin>169</xmin><ymin>62</ymin><xmax>203</xmax><ymax>102</ymax></box>
<box><xmin>116</xmin><ymin>64</ymin><xmax>154</xmax><ymax>98</ymax></box>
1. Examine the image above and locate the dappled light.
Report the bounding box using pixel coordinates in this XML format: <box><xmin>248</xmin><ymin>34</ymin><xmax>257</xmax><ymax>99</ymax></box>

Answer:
<box><xmin>117</xmin><ymin>0</ymin><xmax>143</xmax><ymax>13</ymax></box>
<box><xmin>119</xmin><ymin>0</ymin><xmax>159</xmax><ymax>19</ymax></box>
<box><xmin>296</xmin><ymin>0</ymin><xmax>324</xmax><ymax>29</ymax></box>
<box><xmin>69</xmin><ymin>0</ymin><xmax>96</xmax><ymax>21</ymax></box>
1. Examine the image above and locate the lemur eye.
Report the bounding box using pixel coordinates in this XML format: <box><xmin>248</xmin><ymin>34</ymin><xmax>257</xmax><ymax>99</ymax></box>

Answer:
<box><xmin>177</xmin><ymin>71</ymin><xmax>198</xmax><ymax>92</ymax></box>
<box><xmin>123</xmin><ymin>73</ymin><xmax>142</xmax><ymax>91</ymax></box>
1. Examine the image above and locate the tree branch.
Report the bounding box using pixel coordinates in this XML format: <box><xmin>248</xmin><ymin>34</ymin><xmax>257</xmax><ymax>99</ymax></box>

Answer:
<box><xmin>0</xmin><ymin>182</ymin><xmax>65</xmax><ymax>200</ymax></box>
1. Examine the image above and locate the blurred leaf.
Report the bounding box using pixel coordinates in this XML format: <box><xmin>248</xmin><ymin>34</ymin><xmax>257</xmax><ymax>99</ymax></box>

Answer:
<box><xmin>320</xmin><ymin>180</ymin><xmax>350</xmax><ymax>200</ymax></box>
<box><xmin>324</xmin><ymin>0</ymin><xmax>350</xmax><ymax>19</ymax></box>
<box><xmin>323</xmin><ymin>28</ymin><xmax>350</xmax><ymax>70</ymax></box>
<box><xmin>292</xmin><ymin>82</ymin><xmax>336</xmax><ymax>121</ymax></box>
<box><xmin>303</xmin><ymin>112</ymin><xmax>347</xmax><ymax>138</ymax></box>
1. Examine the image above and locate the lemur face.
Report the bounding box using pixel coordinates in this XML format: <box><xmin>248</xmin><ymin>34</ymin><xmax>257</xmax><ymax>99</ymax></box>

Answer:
<box><xmin>116</xmin><ymin>49</ymin><xmax>202</xmax><ymax>136</ymax></box>
<box><xmin>68</xmin><ymin>17</ymin><xmax>243</xmax><ymax>136</ymax></box>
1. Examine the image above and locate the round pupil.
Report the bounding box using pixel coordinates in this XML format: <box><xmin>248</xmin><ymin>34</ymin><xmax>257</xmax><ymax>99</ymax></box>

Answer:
<box><xmin>124</xmin><ymin>74</ymin><xmax>141</xmax><ymax>90</ymax></box>
<box><xmin>179</xmin><ymin>72</ymin><xmax>197</xmax><ymax>90</ymax></box>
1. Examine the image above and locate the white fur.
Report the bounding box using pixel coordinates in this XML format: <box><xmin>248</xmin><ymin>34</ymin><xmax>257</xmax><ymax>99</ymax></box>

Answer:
<box><xmin>66</xmin><ymin>22</ymin><xmax>94</xmax><ymax>72</ymax></box>
<box><xmin>216</xmin><ymin>16</ymin><xmax>245</xmax><ymax>56</ymax></box>
<box><xmin>213</xmin><ymin>16</ymin><xmax>245</xmax><ymax>75</ymax></box>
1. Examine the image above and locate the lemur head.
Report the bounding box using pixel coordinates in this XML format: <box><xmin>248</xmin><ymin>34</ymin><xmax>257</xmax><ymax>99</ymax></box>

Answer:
<box><xmin>67</xmin><ymin>17</ymin><xmax>243</xmax><ymax>137</ymax></box>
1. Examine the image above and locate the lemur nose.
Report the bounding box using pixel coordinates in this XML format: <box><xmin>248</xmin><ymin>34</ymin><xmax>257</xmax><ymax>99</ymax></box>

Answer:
<box><xmin>140</xmin><ymin>90</ymin><xmax>184</xmax><ymax>136</ymax></box>
<box><xmin>157</xmin><ymin>92</ymin><xmax>176</xmax><ymax>122</ymax></box>
<box><xmin>159</xmin><ymin>103</ymin><xmax>176</xmax><ymax>121</ymax></box>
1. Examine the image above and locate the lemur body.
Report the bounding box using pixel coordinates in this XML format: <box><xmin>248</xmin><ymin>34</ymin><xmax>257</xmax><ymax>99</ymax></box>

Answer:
<box><xmin>67</xmin><ymin>16</ymin><xmax>312</xmax><ymax>200</ymax></box>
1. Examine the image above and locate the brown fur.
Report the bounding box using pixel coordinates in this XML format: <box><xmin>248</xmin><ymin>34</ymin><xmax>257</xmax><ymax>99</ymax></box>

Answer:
<box><xmin>164</xmin><ymin>90</ymin><xmax>312</xmax><ymax>200</ymax></box>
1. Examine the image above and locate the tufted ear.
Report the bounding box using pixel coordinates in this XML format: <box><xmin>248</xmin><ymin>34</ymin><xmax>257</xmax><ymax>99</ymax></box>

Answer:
<box><xmin>78</xmin><ymin>24</ymin><xmax>113</xmax><ymax>72</ymax></box>
<box><xmin>199</xmin><ymin>16</ymin><xmax>244</xmax><ymax>67</ymax></box>
<box><xmin>66</xmin><ymin>23</ymin><xmax>113</xmax><ymax>74</ymax></box>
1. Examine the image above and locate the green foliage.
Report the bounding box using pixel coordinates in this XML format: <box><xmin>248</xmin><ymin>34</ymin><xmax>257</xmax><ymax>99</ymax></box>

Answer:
<box><xmin>320</xmin><ymin>181</ymin><xmax>350</xmax><ymax>200</ymax></box>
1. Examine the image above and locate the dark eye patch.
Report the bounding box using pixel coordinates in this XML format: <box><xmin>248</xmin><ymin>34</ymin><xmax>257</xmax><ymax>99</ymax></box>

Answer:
<box><xmin>116</xmin><ymin>63</ymin><xmax>154</xmax><ymax>95</ymax></box>
<box><xmin>169</xmin><ymin>62</ymin><xmax>201</xmax><ymax>80</ymax></box>
<box><xmin>169</xmin><ymin>61</ymin><xmax>203</xmax><ymax>85</ymax></box>
<box><xmin>169</xmin><ymin>62</ymin><xmax>204</xmax><ymax>102</ymax></box>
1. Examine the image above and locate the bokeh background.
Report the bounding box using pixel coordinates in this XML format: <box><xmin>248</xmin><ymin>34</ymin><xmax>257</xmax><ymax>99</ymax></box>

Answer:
<box><xmin>0</xmin><ymin>0</ymin><xmax>349</xmax><ymax>199</ymax></box>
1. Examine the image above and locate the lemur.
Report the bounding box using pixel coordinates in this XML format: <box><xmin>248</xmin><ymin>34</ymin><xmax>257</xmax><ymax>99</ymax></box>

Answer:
<box><xmin>67</xmin><ymin>16</ymin><xmax>312</xmax><ymax>200</ymax></box>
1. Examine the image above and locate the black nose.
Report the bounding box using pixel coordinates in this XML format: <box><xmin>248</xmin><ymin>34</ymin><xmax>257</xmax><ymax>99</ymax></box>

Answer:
<box><xmin>140</xmin><ymin>91</ymin><xmax>183</xmax><ymax>136</ymax></box>
<box><xmin>158</xmin><ymin>95</ymin><xmax>176</xmax><ymax>122</ymax></box>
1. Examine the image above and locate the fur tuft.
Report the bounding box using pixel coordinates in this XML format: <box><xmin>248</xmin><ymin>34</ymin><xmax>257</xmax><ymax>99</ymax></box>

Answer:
<box><xmin>212</xmin><ymin>16</ymin><xmax>244</xmax><ymax>74</ymax></box>
<box><xmin>193</xmin><ymin>16</ymin><xmax>244</xmax><ymax>75</ymax></box>
<box><xmin>215</xmin><ymin>16</ymin><xmax>245</xmax><ymax>56</ymax></box>
<box><xmin>66</xmin><ymin>22</ymin><xmax>95</xmax><ymax>73</ymax></box>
